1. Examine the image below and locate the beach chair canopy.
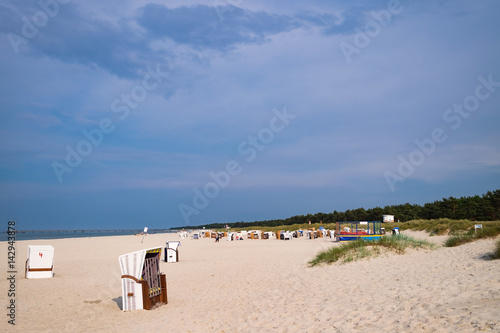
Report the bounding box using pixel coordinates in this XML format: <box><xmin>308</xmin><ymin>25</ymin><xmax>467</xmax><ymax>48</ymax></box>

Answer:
<box><xmin>119</xmin><ymin>247</ymin><xmax>162</xmax><ymax>279</ymax></box>
<box><xmin>166</xmin><ymin>241</ymin><xmax>180</xmax><ymax>250</ymax></box>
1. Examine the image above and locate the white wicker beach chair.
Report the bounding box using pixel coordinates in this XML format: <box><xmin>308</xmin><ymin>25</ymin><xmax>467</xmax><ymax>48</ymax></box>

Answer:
<box><xmin>25</xmin><ymin>245</ymin><xmax>54</xmax><ymax>279</ymax></box>
<box><xmin>119</xmin><ymin>247</ymin><xmax>167</xmax><ymax>311</ymax></box>
<box><xmin>165</xmin><ymin>241</ymin><xmax>180</xmax><ymax>262</ymax></box>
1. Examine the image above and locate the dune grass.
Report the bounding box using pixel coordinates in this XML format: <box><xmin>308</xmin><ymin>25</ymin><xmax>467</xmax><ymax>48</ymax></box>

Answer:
<box><xmin>378</xmin><ymin>220</ymin><xmax>500</xmax><ymax>249</ymax></box>
<box><xmin>444</xmin><ymin>223</ymin><xmax>500</xmax><ymax>247</ymax></box>
<box><xmin>385</xmin><ymin>218</ymin><xmax>481</xmax><ymax>235</ymax></box>
<box><xmin>309</xmin><ymin>234</ymin><xmax>435</xmax><ymax>266</ymax></box>
<box><xmin>495</xmin><ymin>240</ymin><xmax>500</xmax><ymax>259</ymax></box>
<box><xmin>444</xmin><ymin>234</ymin><xmax>474</xmax><ymax>247</ymax></box>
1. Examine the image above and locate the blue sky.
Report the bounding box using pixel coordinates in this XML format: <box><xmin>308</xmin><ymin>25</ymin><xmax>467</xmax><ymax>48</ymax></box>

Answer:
<box><xmin>1</xmin><ymin>0</ymin><xmax>499</xmax><ymax>230</ymax></box>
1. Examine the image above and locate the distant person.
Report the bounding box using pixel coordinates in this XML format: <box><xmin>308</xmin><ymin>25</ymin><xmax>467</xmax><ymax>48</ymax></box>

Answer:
<box><xmin>215</xmin><ymin>234</ymin><xmax>220</xmax><ymax>242</ymax></box>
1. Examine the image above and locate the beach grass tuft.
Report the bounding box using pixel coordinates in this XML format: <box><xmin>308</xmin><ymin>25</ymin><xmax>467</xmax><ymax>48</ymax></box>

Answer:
<box><xmin>309</xmin><ymin>234</ymin><xmax>434</xmax><ymax>266</ymax></box>
<box><xmin>444</xmin><ymin>223</ymin><xmax>500</xmax><ymax>247</ymax></box>
<box><xmin>444</xmin><ymin>234</ymin><xmax>474</xmax><ymax>247</ymax></box>
<box><xmin>495</xmin><ymin>239</ymin><xmax>500</xmax><ymax>259</ymax></box>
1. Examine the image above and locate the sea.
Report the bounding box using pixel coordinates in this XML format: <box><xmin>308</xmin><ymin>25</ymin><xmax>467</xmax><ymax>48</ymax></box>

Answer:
<box><xmin>0</xmin><ymin>229</ymin><xmax>177</xmax><ymax>242</ymax></box>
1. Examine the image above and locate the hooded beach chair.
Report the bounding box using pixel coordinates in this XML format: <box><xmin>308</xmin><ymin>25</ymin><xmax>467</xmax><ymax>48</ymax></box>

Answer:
<box><xmin>165</xmin><ymin>241</ymin><xmax>180</xmax><ymax>263</ymax></box>
<box><xmin>25</xmin><ymin>245</ymin><xmax>54</xmax><ymax>279</ymax></box>
<box><xmin>119</xmin><ymin>247</ymin><xmax>167</xmax><ymax>311</ymax></box>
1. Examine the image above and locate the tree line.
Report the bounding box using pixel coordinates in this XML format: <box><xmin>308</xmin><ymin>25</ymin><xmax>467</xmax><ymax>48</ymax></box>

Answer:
<box><xmin>174</xmin><ymin>189</ymin><xmax>500</xmax><ymax>230</ymax></box>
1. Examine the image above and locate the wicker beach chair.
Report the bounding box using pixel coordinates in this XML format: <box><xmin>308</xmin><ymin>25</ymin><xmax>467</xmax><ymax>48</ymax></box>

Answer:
<box><xmin>119</xmin><ymin>247</ymin><xmax>167</xmax><ymax>311</ymax></box>
<box><xmin>165</xmin><ymin>241</ymin><xmax>180</xmax><ymax>263</ymax></box>
<box><xmin>25</xmin><ymin>245</ymin><xmax>55</xmax><ymax>279</ymax></box>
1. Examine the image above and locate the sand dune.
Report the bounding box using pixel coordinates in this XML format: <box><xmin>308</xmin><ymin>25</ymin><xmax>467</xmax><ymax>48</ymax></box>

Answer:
<box><xmin>2</xmin><ymin>230</ymin><xmax>499</xmax><ymax>332</ymax></box>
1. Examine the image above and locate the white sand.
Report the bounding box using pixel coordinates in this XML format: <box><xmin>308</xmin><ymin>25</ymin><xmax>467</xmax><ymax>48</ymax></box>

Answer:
<box><xmin>2</xmin><ymin>230</ymin><xmax>499</xmax><ymax>332</ymax></box>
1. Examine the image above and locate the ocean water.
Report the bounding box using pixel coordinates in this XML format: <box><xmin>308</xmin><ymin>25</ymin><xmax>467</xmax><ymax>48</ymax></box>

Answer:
<box><xmin>0</xmin><ymin>229</ymin><xmax>175</xmax><ymax>242</ymax></box>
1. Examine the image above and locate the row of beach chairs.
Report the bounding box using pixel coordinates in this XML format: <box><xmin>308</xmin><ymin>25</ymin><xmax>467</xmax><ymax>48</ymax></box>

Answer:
<box><xmin>184</xmin><ymin>229</ymin><xmax>336</xmax><ymax>241</ymax></box>
<box><xmin>25</xmin><ymin>241</ymin><xmax>182</xmax><ymax>312</ymax></box>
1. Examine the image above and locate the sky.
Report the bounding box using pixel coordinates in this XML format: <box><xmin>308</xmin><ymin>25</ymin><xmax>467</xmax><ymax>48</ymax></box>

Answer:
<box><xmin>1</xmin><ymin>0</ymin><xmax>499</xmax><ymax>230</ymax></box>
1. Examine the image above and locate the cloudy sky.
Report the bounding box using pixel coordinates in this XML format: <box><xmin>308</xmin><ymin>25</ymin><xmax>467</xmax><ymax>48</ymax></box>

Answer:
<box><xmin>1</xmin><ymin>0</ymin><xmax>499</xmax><ymax>230</ymax></box>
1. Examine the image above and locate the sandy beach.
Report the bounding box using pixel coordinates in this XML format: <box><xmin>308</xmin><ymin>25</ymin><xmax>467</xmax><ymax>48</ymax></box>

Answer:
<box><xmin>2</xmin><ymin>231</ymin><xmax>499</xmax><ymax>332</ymax></box>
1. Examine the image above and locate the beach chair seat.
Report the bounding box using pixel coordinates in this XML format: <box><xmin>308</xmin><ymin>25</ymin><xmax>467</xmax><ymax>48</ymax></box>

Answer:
<box><xmin>25</xmin><ymin>245</ymin><xmax>54</xmax><ymax>279</ymax></box>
